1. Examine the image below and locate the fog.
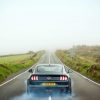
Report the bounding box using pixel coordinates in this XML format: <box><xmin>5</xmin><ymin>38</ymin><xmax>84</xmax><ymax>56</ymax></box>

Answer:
<box><xmin>12</xmin><ymin>93</ymin><xmax>73</xmax><ymax>100</ymax></box>
<box><xmin>0</xmin><ymin>0</ymin><xmax>100</xmax><ymax>54</ymax></box>
<box><xmin>11</xmin><ymin>78</ymin><xmax>74</xmax><ymax>100</ymax></box>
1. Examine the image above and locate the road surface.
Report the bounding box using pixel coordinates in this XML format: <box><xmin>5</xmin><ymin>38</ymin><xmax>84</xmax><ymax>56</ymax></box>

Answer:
<box><xmin>0</xmin><ymin>52</ymin><xmax>100</xmax><ymax>100</ymax></box>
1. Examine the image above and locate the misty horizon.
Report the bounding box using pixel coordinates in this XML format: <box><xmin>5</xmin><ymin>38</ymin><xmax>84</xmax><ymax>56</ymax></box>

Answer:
<box><xmin>0</xmin><ymin>0</ymin><xmax>100</xmax><ymax>55</ymax></box>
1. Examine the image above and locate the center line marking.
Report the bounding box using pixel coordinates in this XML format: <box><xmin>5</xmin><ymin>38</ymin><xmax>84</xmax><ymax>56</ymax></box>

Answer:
<box><xmin>48</xmin><ymin>96</ymin><xmax>52</xmax><ymax>100</ymax></box>
<box><xmin>49</xmin><ymin>53</ymin><xmax>51</xmax><ymax>64</ymax></box>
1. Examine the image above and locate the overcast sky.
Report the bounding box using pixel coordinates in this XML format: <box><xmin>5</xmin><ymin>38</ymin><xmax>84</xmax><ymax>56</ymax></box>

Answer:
<box><xmin>0</xmin><ymin>0</ymin><xmax>100</xmax><ymax>54</ymax></box>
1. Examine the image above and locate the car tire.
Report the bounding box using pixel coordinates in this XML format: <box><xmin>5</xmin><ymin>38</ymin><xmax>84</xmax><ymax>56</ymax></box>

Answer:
<box><xmin>27</xmin><ymin>80</ymin><xmax>30</xmax><ymax>94</ymax></box>
<box><xmin>65</xmin><ymin>78</ymin><xmax>72</xmax><ymax>95</ymax></box>
<box><xmin>68</xmin><ymin>78</ymin><xmax>72</xmax><ymax>95</ymax></box>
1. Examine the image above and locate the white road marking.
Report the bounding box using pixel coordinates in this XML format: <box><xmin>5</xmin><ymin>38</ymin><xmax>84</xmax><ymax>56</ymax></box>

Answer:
<box><xmin>55</xmin><ymin>54</ymin><xmax>100</xmax><ymax>86</ymax></box>
<box><xmin>74</xmin><ymin>71</ymin><xmax>100</xmax><ymax>86</ymax></box>
<box><xmin>48</xmin><ymin>96</ymin><xmax>52</xmax><ymax>100</ymax></box>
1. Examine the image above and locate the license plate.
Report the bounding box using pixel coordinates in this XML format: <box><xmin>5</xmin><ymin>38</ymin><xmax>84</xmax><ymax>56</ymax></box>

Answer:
<box><xmin>42</xmin><ymin>82</ymin><xmax>56</xmax><ymax>86</ymax></box>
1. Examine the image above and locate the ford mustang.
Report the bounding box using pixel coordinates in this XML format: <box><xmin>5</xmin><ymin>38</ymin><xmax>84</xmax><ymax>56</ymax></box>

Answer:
<box><xmin>27</xmin><ymin>64</ymin><xmax>72</xmax><ymax>96</ymax></box>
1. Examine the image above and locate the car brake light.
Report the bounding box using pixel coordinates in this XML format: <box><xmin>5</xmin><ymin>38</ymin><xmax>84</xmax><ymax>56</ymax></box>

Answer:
<box><xmin>60</xmin><ymin>75</ymin><xmax>68</xmax><ymax>80</ymax></box>
<box><xmin>31</xmin><ymin>76</ymin><xmax>38</xmax><ymax>80</ymax></box>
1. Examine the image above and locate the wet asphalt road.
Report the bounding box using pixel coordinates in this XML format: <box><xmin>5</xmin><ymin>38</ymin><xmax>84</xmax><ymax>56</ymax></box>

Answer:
<box><xmin>0</xmin><ymin>52</ymin><xmax>100</xmax><ymax>100</ymax></box>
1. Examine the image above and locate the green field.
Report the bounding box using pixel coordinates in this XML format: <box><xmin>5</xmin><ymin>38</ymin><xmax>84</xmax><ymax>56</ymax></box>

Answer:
<box><xmin>56</xmin><ymin>45</ymin><xmax>100</xmax><ymax>83</ymax></box>
<box><xmin>0</xmin><ymin>51</ymin><xmax>44</xmax><ymax>83</ymax></box>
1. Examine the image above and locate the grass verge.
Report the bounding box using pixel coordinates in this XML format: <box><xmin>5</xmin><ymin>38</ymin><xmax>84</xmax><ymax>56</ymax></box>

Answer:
<box><xmin>0</xmin><ymin>51</ymin><xmax>44</xmax><ymax>83</ymax></box>
<box><xmin>56</xmin><ymin>48</ymin><xmax>100</xmax><ymax>84</ymax></box>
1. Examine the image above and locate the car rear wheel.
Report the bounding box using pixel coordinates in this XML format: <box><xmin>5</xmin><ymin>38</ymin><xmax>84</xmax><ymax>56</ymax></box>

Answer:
<box><xmin>68</xmin><ymin>88</ymin><xmax>72</xmax><ymax>95</ymax></box>
<box><xmin>27</xmin><ymin>80</ymin><xmax>30</xmax><ymax>94</ymax></box>
<box><xmin>65</xmin><ymin>79</ymin><xmax>72</xmax><ymax>95</ymax></box>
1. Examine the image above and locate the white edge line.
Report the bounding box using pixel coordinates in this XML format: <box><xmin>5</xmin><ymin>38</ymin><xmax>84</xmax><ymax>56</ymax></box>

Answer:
<box><xmin>0</xmin><ymin>54</ymin><xmax>44</xmax><ymax>87</ymax></box>
<box><xmin>56</xmin><ymin>54</ymin><xmax>100</xmax><ymax>86</ymax></box>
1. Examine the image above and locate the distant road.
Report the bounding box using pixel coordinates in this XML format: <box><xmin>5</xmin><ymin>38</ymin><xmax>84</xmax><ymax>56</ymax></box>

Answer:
<box><xmin>0</xmin><ymin>52</ymin><xmax>100</xmax><ymax>100</ymax></box>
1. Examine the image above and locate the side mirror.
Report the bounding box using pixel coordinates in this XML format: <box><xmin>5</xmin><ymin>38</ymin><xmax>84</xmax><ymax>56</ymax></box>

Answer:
<box><xmin>68</xmin><ymin>69</ymin><xmax>73</xmax><ymax>73</ymax></box>
<box><xmin>28</xmin><ymin>69</ymin><xmax>33</xmax><ymax>73</ymax></box>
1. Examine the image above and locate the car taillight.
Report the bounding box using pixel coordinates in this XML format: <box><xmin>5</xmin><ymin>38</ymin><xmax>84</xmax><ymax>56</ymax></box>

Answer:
<box><xmin>31</xmin><ymin>76</ymin><xmax>38</xmax><ymax>80</ymax></box>
<box><xmin>60</xmin><ymin>75</ymin><xmax>68</xmax><ymax>80</ymax></box>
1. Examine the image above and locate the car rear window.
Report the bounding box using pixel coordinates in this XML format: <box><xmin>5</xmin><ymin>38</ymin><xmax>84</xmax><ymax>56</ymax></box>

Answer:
<box><xmin>35</xmin><ymin>65</ymin><xmax>63</xmax><ymax>74</ymax></box>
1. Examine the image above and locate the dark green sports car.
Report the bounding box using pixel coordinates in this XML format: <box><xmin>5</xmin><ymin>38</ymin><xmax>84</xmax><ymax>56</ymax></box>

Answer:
<box><xmin>27</xmin><ymin>64</ymin><xmax>72</xmax><ymax>95</ymax></box>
